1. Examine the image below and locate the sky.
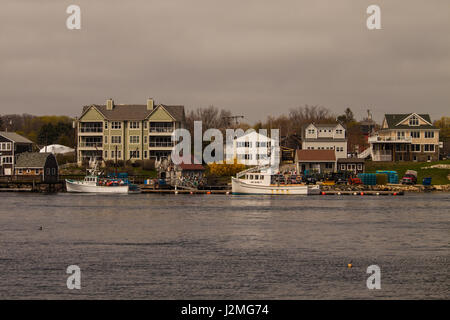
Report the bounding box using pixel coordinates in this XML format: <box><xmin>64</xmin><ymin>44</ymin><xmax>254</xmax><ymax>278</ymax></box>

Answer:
<box><xmin>1</xmin><ymin>0</ymin><xmax>449</xmax><ymax>124</ymax></box>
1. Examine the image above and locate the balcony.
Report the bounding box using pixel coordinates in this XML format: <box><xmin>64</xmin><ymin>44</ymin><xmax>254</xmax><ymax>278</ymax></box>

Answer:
<box><xmin>149</xmin><ymin>127</ymin><xmax>174</xmax><ymax>133</ymax></box>
<box><xmin>372</xmin><ymin>150</ymin><xmax>392</xmax><ymax>162</ymax></box>
<box><xmin>149</xmin><ymin>141</ymin><xmax>174</xmax><ymax>147</ymax></box>
<box><xmin>78</xmin><ymin>142</ymin><xmax>103</xmax><ymax>149</ymax></box>
<box><xmin>368</xmin><ymin>135</ymin><xmax>412</xmax><ymax>143</ymax></box>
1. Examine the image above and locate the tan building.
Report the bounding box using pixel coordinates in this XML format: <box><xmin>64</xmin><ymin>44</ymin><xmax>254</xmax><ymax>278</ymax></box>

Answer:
<box><xmin>369</xmin><ymin>113</ymin><xmax>440</xmax><ymax>162</ymax></box>
<box><xmin>76</xmin><ymin>98</ymin><xmax>185</xmax><ymax>165</ymax></box>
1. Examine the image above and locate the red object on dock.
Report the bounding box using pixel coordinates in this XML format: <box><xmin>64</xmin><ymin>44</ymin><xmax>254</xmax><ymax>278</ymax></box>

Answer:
<box><xmin>360</xmin><ymin>192</ymin><xmax>364</xmax><ymax>195</ymax></box>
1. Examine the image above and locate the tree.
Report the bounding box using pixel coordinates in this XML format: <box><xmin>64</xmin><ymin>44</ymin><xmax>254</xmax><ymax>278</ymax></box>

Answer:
<box><xmin>0</xmin><ymin>116</ymin><xmax>3</xmax><ymax>131</ymax></box>
<box><xmin>337</xmin><ymin>108</ymin><xmax>355</xmax><ymax>124</ymax></box>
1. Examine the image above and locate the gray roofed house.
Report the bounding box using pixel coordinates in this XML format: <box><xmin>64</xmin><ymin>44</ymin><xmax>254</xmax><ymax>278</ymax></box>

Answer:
<box><xmin>382</xmin><ymin>114</ymin><xmax>437</xmax><ymax>130</ymax></box>
<box><xmin>14</xmin><ymin>152</ymin><xmax>59</xmax><ymax>183</ymax></box>
<box><xmin>0</xmin><ymin>132</ymin><xmax>34</xmax><ymax>144</ymax></box>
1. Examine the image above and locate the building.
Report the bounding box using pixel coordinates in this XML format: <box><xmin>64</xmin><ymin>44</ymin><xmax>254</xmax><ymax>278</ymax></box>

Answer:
<box><xmin>295</xmin><ymin>149</ymin><xmax>336</xmax><ymax>174</ymax></box>
<box><xmin>14</xmin><ymin>152</ymin><xmax>59</xmax><ymax>183</ymax></box>
<box><xmin>76</xmin><ymin>98</ymin><xmax>185</xmax><ymax>165</ymax></box>
<box><xmin>337</xmin><ymin>158</ymin><xmax>365</xmax><ymax>174</ymax></box>
<box><xmin>369</xmin><ymin>113</ymin><xmax>440</xmax><ymax>162</ymax></box>
<box><xmin>301</xmin><ymin>123</ymin><xmax>347</xmax><ymax>160</ymax></box>
<box><xmin>0</xmin><ymin>132</ymin><xmax>34</xmax><ymax>176</ymax></box>
<box><xmin>231</xmin><ymin>130</ymin><xmax>277</xmax><ymax>166</ymax></box>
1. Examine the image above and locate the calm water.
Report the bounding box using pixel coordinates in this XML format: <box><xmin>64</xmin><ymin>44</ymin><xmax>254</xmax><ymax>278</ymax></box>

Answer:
<box><xmin>0</xmin><ymin>192</ymin><xmax>449</xmax><ymax>299</ymax></box>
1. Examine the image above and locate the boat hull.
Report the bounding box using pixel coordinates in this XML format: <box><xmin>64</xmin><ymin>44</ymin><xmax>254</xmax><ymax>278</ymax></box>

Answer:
<box><xmin>66</xmin><ymin>180</ymin><xmax>129</xmax><ymax>193</ymax></box>
<box><xmin>232</xmin><ymin>177</ymin><xmax>318</xmax><ymax>195</ymax></box>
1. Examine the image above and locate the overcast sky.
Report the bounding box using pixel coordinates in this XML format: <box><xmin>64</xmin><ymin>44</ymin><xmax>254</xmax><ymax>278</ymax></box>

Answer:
<box><xmin>1</xmin><ymin>0</ymin><xmax>449</xmax><ymax>124</ymax></box>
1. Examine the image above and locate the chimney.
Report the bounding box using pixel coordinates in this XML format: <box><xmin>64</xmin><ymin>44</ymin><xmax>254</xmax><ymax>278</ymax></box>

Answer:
<box><xmin>147</xmin><ymin>98</ymin><xmax>154</xmax><ymax>111</ymax></box>
<box><xmin>106</xmin><ymin>98</ymin><xmax>114</xmax><ymax>110</ymax></box>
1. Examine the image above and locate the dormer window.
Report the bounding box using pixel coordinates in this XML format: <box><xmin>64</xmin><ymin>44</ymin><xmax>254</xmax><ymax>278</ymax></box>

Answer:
<box><xmin>409</xmin><ymin>115</ymin><xmax>419</xmax><ymax>126</ymax></box>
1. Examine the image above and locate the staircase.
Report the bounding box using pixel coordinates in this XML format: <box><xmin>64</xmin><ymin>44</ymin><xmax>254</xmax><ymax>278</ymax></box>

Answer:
<box><xmin>358</xmin><ymin>146</ymin><xmax>372</xmax><ymax>159</ymax></box>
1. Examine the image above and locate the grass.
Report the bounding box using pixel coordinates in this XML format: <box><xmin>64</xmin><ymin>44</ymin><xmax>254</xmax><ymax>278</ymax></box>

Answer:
<box><xmin>365</xmin><ymin>160</ymin><xmax>450</xmax><ymax>185</ymax></box>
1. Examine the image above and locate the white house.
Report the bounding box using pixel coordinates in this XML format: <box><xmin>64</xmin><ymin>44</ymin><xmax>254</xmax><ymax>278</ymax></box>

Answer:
<box><xmin>302</xmin><ymin>123</ymin><xmax>347</xmax><ymax>160</ymax></box>
<box><xmin>231</xmin><ymin>130</ymin><xmax>278</xmax><ymax>166</ymax></box>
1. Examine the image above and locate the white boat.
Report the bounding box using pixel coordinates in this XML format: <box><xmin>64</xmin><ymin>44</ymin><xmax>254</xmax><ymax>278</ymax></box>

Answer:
<box><xmin>65</xmin><ymin>163</ymin><xmax>129</xmax><ymax>193</ymax></box>
<box><xmin>66</xmin><ymin>175</ymin><xmax>129</xmax><ymax>193</ymax></box>
<box><xmin>231</xmin><ymin>166</ymin><xmax>321</xmax><ymax>195</ymax></box>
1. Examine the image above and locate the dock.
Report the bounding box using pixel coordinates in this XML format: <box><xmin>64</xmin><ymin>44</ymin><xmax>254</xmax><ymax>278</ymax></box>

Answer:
<box><xmin>319</xmin><ymin>190</ymin><xmax>404</xmax><ymax>196</ymax></box>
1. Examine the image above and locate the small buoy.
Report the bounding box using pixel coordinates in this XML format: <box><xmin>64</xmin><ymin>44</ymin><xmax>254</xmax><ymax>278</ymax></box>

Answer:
<box><xmin>226</xmin><ymin>191</ymin><xmax>230</xmax><ymax>195</ymax></box>
<box><xmin>360</xmin><ymin>192</ymin><xmax>364</xmax><ymax>196</ymax></box>
<box><xmin>321</xmin><ymin>191</ymin><xmax>326</xmax><ymax>195</ymax></box>
<box><xmin>376</xmin><ymin>192</ymin><xmax>380</xmax><ymax>196</ymax></box>
<box><xmin>393</xmin><ymin>192</ymin><xmax>397</xmax><ymax>196</ymax></box>
<box><xmin>190</xmin><ymin>191</ymin><xmax>193</xmax><ymax>195</ymax></box>
<box><xmin>347</xmin><ymin>263</ymin><xmax>352</xmax><ymax>269</ymax></box>
<box><xmin>353</xmin><ymin>192</ymin><xmax>357</xmax><ymax>195</ymax></box>
<box><xmin>206</xmin><ymin>191</ymin><xmax>211</xmax><ymax>194</ymax></box>
<box><xmin>175</xmin><ymin>191</ymin><xmax>179</xmax><ymax>194</ymax></box>
<box><xmin>337</xmin><ymin>192</ymin><xmax>341</xmax><ymax>195</ymax></box>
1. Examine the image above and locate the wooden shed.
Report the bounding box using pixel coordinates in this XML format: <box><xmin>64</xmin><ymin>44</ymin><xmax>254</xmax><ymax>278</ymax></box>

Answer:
<box><xmin>14</xmin><ymin>152</ymin><xmax>59</xmax><ymax>183</ymax></box>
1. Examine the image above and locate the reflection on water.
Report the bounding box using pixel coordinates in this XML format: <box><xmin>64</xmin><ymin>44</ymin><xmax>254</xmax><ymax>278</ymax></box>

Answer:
<box><xmin>0</xmin><ymin>192</ymin><xmax>449</xmax><ymax>299</ymax></box>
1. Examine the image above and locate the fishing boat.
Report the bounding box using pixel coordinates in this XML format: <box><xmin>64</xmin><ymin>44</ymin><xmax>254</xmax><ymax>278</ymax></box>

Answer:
<box><xmin>65</xmin><ymin>163</ymin><xmax>129</xmax><ymax>193</ymax></box>
<box><xmin>231</xmin><ymin>165</ymin><xmax>320</xmax><ymax>195</ymax></box>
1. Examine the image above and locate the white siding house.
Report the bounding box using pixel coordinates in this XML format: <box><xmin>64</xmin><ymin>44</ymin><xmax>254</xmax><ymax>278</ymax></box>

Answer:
<box><xmin>302</xmin><ymin>123</ymin><xmax>347</xmax><ymax>160</ymax></box>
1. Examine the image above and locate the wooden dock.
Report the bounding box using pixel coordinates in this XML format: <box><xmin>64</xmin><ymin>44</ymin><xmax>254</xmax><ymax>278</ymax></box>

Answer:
<box><xmin>140</xmin><ymin>187</ymin><xmax>230</xmax><ymax>194</ymax></box>
<box><xmin>319</xmin><ymin>190</ymin><xmax>404</xmax><ymax>196</ymax></box>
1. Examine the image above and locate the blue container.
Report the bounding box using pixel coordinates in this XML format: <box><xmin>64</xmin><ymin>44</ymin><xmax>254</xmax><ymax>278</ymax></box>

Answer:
<box><xmin>358</xmin><ymin>173</ymin><xmax>377</xmax><ymax>185</ymax></box>
<box><xmin>422</xmin><ymin>177</ymin><xmax>432</xmax><ymax>186</ymax></box>
<box><xmin>376</xmin><ymin>170</ymin><xmax>399</xmax><ymax>184</ymax></box>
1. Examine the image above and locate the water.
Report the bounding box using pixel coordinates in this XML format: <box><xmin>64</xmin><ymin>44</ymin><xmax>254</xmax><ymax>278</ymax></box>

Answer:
<box><xmin>0</xmin><ymin>192</ymin><xmax>448</xmax><ymax>299</ymax></box>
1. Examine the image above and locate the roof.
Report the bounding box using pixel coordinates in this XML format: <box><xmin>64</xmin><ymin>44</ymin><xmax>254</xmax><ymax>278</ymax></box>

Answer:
<box><xmin>15</xmin><ymin>152</ymin><xmax>53</xmax><ymax>168</ymax></box>
<box><xmin>384</xmin><ymin>114</ymin><xmax>437</xmax><ymax>129</ymax></box>
<box><xmin>178</xmin><ymin>162</ymin><xmax>205</xmax><ymax>171</ymax></box>
<box><xmin>296</xmin><ymin>149</ymin><xmax>336</xmax><ymax>162</ymax></box>
<box><xmin>337</xmin><ymin>158</ymin><xmax>365</xmax><ymax>163</ymax></box>
<box><xmin>81</xmin><ymin>104</ymin><xmax>185</xmax><ymax>121</ymax></box>
<box><xmin>0</xmin><ymin>132</ymin><xmax>34</xmax><ymax>144</ymax></box>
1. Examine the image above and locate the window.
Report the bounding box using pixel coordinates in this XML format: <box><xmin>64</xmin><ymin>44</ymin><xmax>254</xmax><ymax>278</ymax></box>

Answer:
<box><xmin>357</xmin><ymin>164</ymin><xmax>362</xmax><ymax>170</ymax></box>
<box><xmin>0</xmin><ymin>143</ymin><xmax>12</xmax><ymax>151</ymax></box>
<box><xmin>144</xmin><ymin>151</ymin><xmax>148</xmax><ymax>159</ymax></box>
<box><xmin>308</xmin><ymin>129</ymin><xmax>315</xmax><ymax>134</ymax></box>
<box><xmin>340</xmin><ymin>164</ymin><xmax>346</xmax><ymax>170</ymax></box>
<box><xmin>117</xmin><ymin>150</ymin><xmax>121</xmax><ymax>159</ymax></box>
<box><xmin>104</xmin><ymin>151</ymin><xmax>108</xmax><ymax>159</ymax></box>
<box><xmin>104</xmin><ymin>122</ymin><xmax>108</xmax><ymax>129</ymax></box>
<box><xmin>130</xmin><ymin>150</ymin><xmax>140</xmax><ymax>159</ymax></box>
<box><xmin>18</xmin><ymin>169</ymin><xmax>23</xmax><ymax>174</ymax></box>
<box><xmin>409</xmin><ymin>116</ymin><xmax>419</xmax><ymax>126</ymax></box>
<box><xmin>144</xmin><ymin>122</ymin><xmax>148</xmax><ymax>129</ymax></box>
<box><xmin>397</xmin><ymin>131</ymin><xmax>405</xmax><ymax>139</ymax></box>
<box><xmin>410</xmin><ymin>131</ymin><xmax>420</xmax><ymax>138</ymax></box>
<box><xmin>1</xmin><ymin>156</ymin><xmax>12</xmax><ymax>164</ymax></box>
<box><xmin>129</xmin><ymin>121</ymin><xmax>140</xmax><ymax>129</ymax></box>
<box><xmin>411</xmin><ymin>144</ymin><xmax>421</xmax><ymax>152</ymax></box>
<box><xmin>52</xmin><ymin>168</ymin><xmax>56</xmax><ymax>175</ymax></box>
<box><xmin>424</xmin><ymin>144</ymin><xmax>435</xmax><ymax>152</ymax></box>
<box><xmin>425</xmin><ymin>131</ymin><xmax>434</xmax><ymax>138</ymax></box>
<box><xmin>111</xmin><ymin>136</ymin><xmax>121</xmax><ymax>144</ymax></box>
<box><xmin>325</xmin><ymin>163</ymin><xmax>333</xmax><ymax>169</ymax></box>
<box><xmin>336</xmin><ymin>129</ymin><xmax>343</xmax><ymax>134</ymax></box>
<box><xmin>413</xmin><ymin>155</ymin><xmax>417</xmax><ymax>161</ymax></box>
<box><xmin>104</xmin><ymin>136</ymin><xmax>108</xmax><ymax>144</ymax></box>
<box><xmin>144</xmin><ymin>136</ymin><xmax>147</xmax><ymax>144</ymax></box>
<box><xmin>130</xmin><ymin>136</ymin><xmax>140</xmax><ymax>144</ymax></box>
<box><xmin>35</xmin><ymin>169</ymin><xmax>39</xmax><ymax>174</ymax></box>
<box><xmin>111</xmin><ymin>122</ymin><xmax>122</xmax><ymax>129</ymax></box>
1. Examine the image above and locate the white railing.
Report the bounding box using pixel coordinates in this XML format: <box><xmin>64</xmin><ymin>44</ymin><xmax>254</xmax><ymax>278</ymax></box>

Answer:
<box><xmin>358</xmin><ymin>147</ymin><xmax>372</xmax><ymax>159</ymax></box>
<box><xmin>368</xmin><ymin>136</ymin><xmax>412</xmax><ymax>143</ymax></box>
<box><xmin>79</xmin><ymin>142</ymin><xmax>103</xmax><ymax>148</ymax></box>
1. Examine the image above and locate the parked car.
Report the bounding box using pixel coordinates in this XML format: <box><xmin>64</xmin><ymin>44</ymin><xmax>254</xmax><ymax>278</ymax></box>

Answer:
<box><xmin>402</xmin><ymin>170</ymin><xmax>418</xmax><ymax>185</ymax></box>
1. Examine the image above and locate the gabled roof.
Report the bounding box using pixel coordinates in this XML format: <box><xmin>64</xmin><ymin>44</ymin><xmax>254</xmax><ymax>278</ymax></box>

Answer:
<box><xmin>0</xmin><ymin>132</ymin><xmax>34</xmax><ymax>144</ymax></box>
<box><xmin>15</xmin><ymin>152</ymin><xmax>54</xmax><ymax>168</ymax></box>
<box><xmin>296</xmin><ymin>149</ymin><xmax>336</xmax><ymax>162</ymax></box>
<box><xmin>80</xmin><ymin>104</ymin><xmax>185</xmax><ymax>122</ymax></box>
<box><xmin>384</xmin><ymin>114</ymin><xmax>437</xmax><ymax>129</ymax></box>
